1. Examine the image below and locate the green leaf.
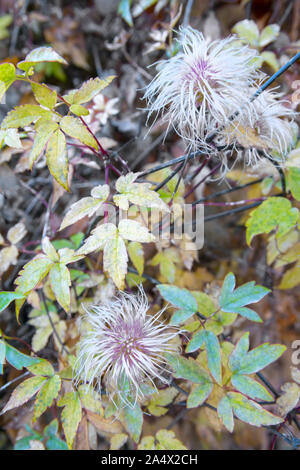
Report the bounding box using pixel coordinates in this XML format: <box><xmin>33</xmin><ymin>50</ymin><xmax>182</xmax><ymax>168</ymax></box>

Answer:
<box><xmin>232</xmin><ymin>343</ymin><xmax>286</xmax><ymax>375</ymax></box>
<box><xmin>15</xmin><ymin>255</ymin><xmax>54</xmax><ymax>295</ymax></box>
<box><xmin>0</xmin><ymin>340</ymin><xmax>5</xmax><ymax>374</ymax></box>
<box><xmin>33</xmin><ymin>374</ymin><xmax>61</xmax><ymax>422</ymax></box>
<box><xmin>246</xmin><ymin>197</ymin><xmax>299</xmax><ymax>246</ymax></box>
<box><xmin>2</xmin><ymin>376</ymin><xmax>46</xmax><ymax>413</ymax></box>
<box><xmin>158</xmin><ymin>284</ymin><xmax>197</xmax><ymax>322</ymax></box>
<box><xmin>166</xmin><ymin>353</ymin><xmax>210</xmax><ymax>384</ymax></box>
<box><xmin>5</xmin><ymin>343</ymin><xmax>41</xmax><ymax>370</ymax></box>
<box><xmin>187</xmin><ymin>370</ymin><xmax>213</xmax><ymax>408</ymax></box>
<box><xmin>219</xmin><ymin>272</ymin><xmax>270</xmax><ymax>322</ymax></box>
<box><xmin>58</xmin><ymin>392</ymin><xmax>82</xmax><ymax>449</ymax></box>
<box><xmin>1</xmin><ymin>104</ymin><xmax>52</xmax><ymax>129</ymax></box>
<box><xmin>17</xmin><ymin>47</ymin><xmax>68</xmax><ymax>73</ymax></box>
<box><xmin>287</xmin><ymin>166</ymin><xmax>300</xmax><ymax>201</ymax></box>
<box><xmin>259</xmin><ymin>24</ymin><xmax>280</xmax><ymax>47</ymax></box>
<box><xmin>202</xmin><ymin>330</ymin><xmax>222</xmax><ymax>385</ymax></box>
<box><xmin>231</xmin><ymin>374</ymin><xmax>273</xmax><ymax>402</ymax></box>
<box><xmin>47</xmin><ymin>129</ymin><xmax>69</xmax><ymax>190</ymax></box>
<box><xmin>60</xmin><ymin>116</ymin><xmax>98</xmax><ymax>150</ymax></box>
<box><xmin>232</xmin><ymin>19</ymin><xmax>259</xmax><ymax>46</ymax></box>
<box><xmin>49</xmin><ymin>263</ymin><xmax>71</xmax><ymax>312</ymax></box>
<box><xmin>186</xmin><ymin>329</ymin><xmax>206</xmax><ymax>353</ymax></box>
<box><xmin>217</xmin><ymin>395</ymin><xmax>234</xmax><ymax>432</ymax></box>
<box><xmin>128</xmin><ymin>241</ymin><xmax>144</xmax><ymax>276</ymax></box>
<box><xmin>228</xmin><ymin>392</ymin><xmax>283</xmax><ymax>427</ymax></box>
<box><xmin>67</xmin><ymin>76</ymin><xmax>115</xmax><ymax>105</ymax></box>
<box><xmin>123</xmin><ymin>402</ymin><xmax>143</xmax><ymax>443</ymax></box>
<box><xmin>0</xmin><ymin>291</ymin><xmax>25</xmax><ymax>313</ymax></box>
<box><xmin>118</xmin><ymin>0</ymin><xmax>133</xmax><ymax>27</ymax></box>
<box><xmin>30</xmin><ymin>118</ymin><xmax>59</xmax><ymax>167</ymax></box>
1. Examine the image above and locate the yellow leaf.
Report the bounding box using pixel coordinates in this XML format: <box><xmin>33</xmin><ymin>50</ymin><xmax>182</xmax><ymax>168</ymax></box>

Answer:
<box><xmin>15</xmin><ymin>255</ymin><xmax>54</xmax><ymax>295</ymax></box>
<box><xmin>7</xmin><ymin>222</ymin><xmax>27</xmax><ymax>245</ymax></box>
<box><xmin>33</xmin><ymin>374</ymin><xmax>61</xmax><ymax>422</ymax></box>
<box><xmin>31</xmin><ymin>82</ymin><xmax>57</xmax><ymax>109</ymax></box>
<box><xmin>58</xmin><ymin>392</ymin><xmax>82</xmax><ymax>449</ymax></box>
<box><xmin>60</xmin><ymin>116</ymin><xmax>98</xmax><ymax>150</ymax></box>
<box><xmin>30</xmin><ymin>118</ymin><xmax>58</xmax><ymax>168</ymax></box>
<box><xmin>49</xmin><ymin>263</ymin><xmax>71</xmax><ymax>312</ymax></box>
<box><xmin>66</xmin><ymin>76</ymin><xmax>115</xmax><ymax>105</ymax></box>
<box><xmin>59</xmin><ymin>184</ymin><xmax>109</xmax><ymax>230</ymax></box>
<box><xmin>47</xmin><ymin>129</ymin><xmax>69</xmax><ymax>190</ymax></box>
<box><xmin>2</xmin><ymin>376</ymin><xmax>46</xmax><ymax>413</ymax></box>
<box><xmin>103</xmin><ymin>234</ymin><xmax>128</xmax><ymax>289</ymax></box>
<box><xmin>118</xmin><ymin>219</ymin><xmax>155</xmax><ymax>243</ymax></box>
<box><xmin>276</xmin><ymin>382</ymin><xmax>300</xmax><ymax>417</ymax></box>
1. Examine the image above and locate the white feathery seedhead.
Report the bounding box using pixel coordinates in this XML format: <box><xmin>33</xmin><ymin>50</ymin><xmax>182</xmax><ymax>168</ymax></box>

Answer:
<box><xmin>219</xmin><ymin>88</ymin><xmax>295</xmax><ymax>166</ymax></box>
<box><xmin>144</xmin><ymin>26</ymin><xmax>260</xmax><ymax>150</ymax></box>
<box><xmin>74</xmin><ymin>287</ymin><xmax>180</xmax><ymax>407</ymax></box>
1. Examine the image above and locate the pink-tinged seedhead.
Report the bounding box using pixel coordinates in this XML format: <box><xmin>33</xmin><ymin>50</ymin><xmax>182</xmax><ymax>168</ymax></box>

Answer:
<box><xmin>144</xmin><ymin>26</ymin><xmax>260</xmax><ymax>150</ymax></box>
<box><xmin>74</xmin><ymin>287</ymin><xmax>180</xmax><ymax>407</ymax></box>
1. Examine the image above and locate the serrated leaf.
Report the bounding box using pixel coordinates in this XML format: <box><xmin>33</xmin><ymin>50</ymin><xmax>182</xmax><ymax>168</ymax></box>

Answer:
<box><xmin>47</xmin><ymin>129</ymin><xmax>69</xmax><ymax>190</ymax></box>
<box><xmin>187</xmin><ymin>371</ymin><xmax>213</xmax><ymax>408</ymax></box>
<box><xmin>277</xmin><ymin>382</ymin><xmax>300</xmax><ymax>417</ymax></box>
<box><xmin>218</xmin><ymin>395</ymin><xmax>234</xmax><ymax>432</ymax></box>
<box><xmin>219</xmin><ymin>272</ymin><xmax>270</xmax><ymax>322</ymax></box>
<box><xmin>229</xmin><ymin>334</ymin><xmax>286</xmax><ymax>375</ymax></box>
<box><xmin>49</xmin><ymin>263</ymin><xmax>71</xmax><ymax>312</ymax></box>
<box><xmin>118</xmin><ymin>219</ymin><xmax>155</xmax><ymax>243</ymax></box>
<box><xmin>279</xmin><ymin>263</ymin><xmax>300</xmax><ymax>289</ymax></box>
<box><xmin>259</xmin><ymin>24</ymin><xmax>280</xmax><ymax>47</ymax></box>
<box><xmin>27</xmin><ymin>358</ymin><xmax>54</xmax><ymax>377</ymax></box>
<box><xmin>30</xmin><ymin>118</ymin><xmax>58</xmax><ymax>167</ymax></box>
<box><xmin>67</xmin><ymin>76</ymin><xmax>115</xmax><ymax>105</ymax></box>
<box><xmin>147</xmin><ymin>387</ymin><xmax>178</xmax><ymax>416</ymax></box>
<box><xmin>0</xmin><ymin>340</ymin><xmax>5</xmax><ymax>374</ymax></box>
<box><xmin>123</xmin><ymin>402</ymin><xmax>143</xmax><ymax>443</ymax></box>
<box><xmin>69</xmin><ymin>104</ymin><xmax>89</xmax><ymax>116</ymax></box>
<box><xmin>287</xmin><ymin>166</ymin><xmax>300</xmax><ymax>201</ymax></box>
<box><xmin>5</xmin><ymin>343</ymin><xmax>41</xmax><ymax>370</ymax></box>
<box><xmin>17</xmin><ymin>47</ymin><xmax>68</xmax><ymax>73</ymax></box>
<box><xmin>158</xmin><ymin>285</ymin><xmax>197</xmax><ymax>320</ymax></box>
<box><xmin>31</xmin><ymin>82</ymin><xmax>57</xmax><ymax>109</ymax></box>
<box><xmin>33</xmin><ymin>375</ymin><xmax>61</xmax><ymax>422</ymax></box>
<box><xmin>231</xmin><ymin>374</ymin><xmax>273</xmax><ymax>401</ymax></box>
<box><xmin>103</xmin><ymin>234</ymin><xmax>128</xmax><ymax>289</ymax></box>
<box><xmin>1</xmin><ymin>105</ymin><xmax>52</xmax><ymax>129</ymax></box>
<box><xmin>0</xmin><ymin>291</ymin><xmax>25</xmax><ymax>313</ymax></box>
<box><xmin>60</xmin><ymin>116</ymin><xmax>98</xmax><ymax>150</ymax></box>
<box><xmin>118</xmin><ymin>0</ymin><xmax>133</xmax><ymax>27</ymax></box>
<box><xmin>58</xmin><ymin>392</ymin><xmax>82</xmax><ymax>449</ymax></box>
<box><xmin>228</xmin><ymin>392</ymin><xmax>283</xmax><ymax>427</ymax></box>
<box><xmin>15</xmin><ymin>255</ymin><xmax>54</xmax><ymax>295</ymax></box>
<box><xmin>128</xmin><ymin>241</ymin><xmax>144</xmax><ymax>276</ymax></box>
<box><xmin>246</xmin><ymin>197</ymin><xmax>299</xmax><ymax>246</ymax></box>
<box><xmin>60</xmin><ymin>185</ymin><xmax>109</xmax><ymax>230</ymax></box>
<box><xmin>232</xmin><ymin>19</ymin><xmax>259</xmax><ymax>46</ymax></box>
<box><xmin>0</xmin><ymin>63</ymin><xmax>15</xmax><ymax>100</ymax></box>
<box><xmin>110</xmin><ymin>433</ymin><xmax>128</xmax><ymax>450</ymax></box>
<box><xmin>77</xmin><ymin>223</ymin><xmax>117</xmax><ymax>255</ymax></box>
<box><xmin>156</xmin><ymin>430</ymin><xmax>187</xmax><ymax>450</ymax></box>
<box><xmin>42</xmin><ymin>237</ymin><xmax>59</xmax><ymax>262</ymax></box>
<box><xmin>2</xmin><ymin>376</ymin><xmax>46</xmax><ymax>413</ymax></box>
<box><xmin>166</xmin><ymin>353</ymin><xmax>210</xmax><ymax>384</ymax></box>
<box><xmin>7</xmin><ymin>222</ymin><xmax>27</xmax><ymax>244</ymax></box>
<box><xmin>114</xmin><ymin>172</ymin><xmax>169</xmax><ymax>211</ymax></box>
<box><xmin>261</xmin><ymin>51</ymin><xmax>279</xmax><ymax>72</ymax></box>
